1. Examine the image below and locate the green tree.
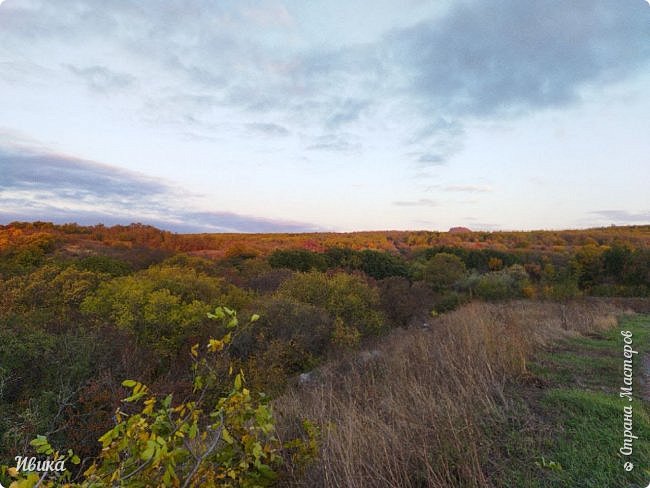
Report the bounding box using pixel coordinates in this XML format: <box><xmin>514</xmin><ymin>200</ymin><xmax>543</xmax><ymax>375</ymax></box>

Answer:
<box><xmin>571</xmin><ymin>244</ymin><xmax>604</xmax><ymax>289</ymax></box>
<box><xmin>268</xmin><ymin>250</ymin><xmax>328</xmax><ymax>272</ymax></box>
<box><xmin>419</xmin><ymin>253</ymin><xmax>467</xmax><ymax>290</ymax></box>
<box><xmin>357</xmin><ymin>250</ymin><xmax>409</xmax><ymax>280</ymax></box>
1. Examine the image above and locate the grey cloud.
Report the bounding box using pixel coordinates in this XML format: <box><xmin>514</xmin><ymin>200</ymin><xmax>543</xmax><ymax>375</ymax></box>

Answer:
<box><xmin>0</xmin><ymin>144</ymin><xmax>319</xmax><ymax>233</ymax></box>
<box><xmin>0</xmin><ymin>147</ymin><xmax>168</xmax><ymax>199</ymax></box>
<box><xmin>140</xmin><ymin>93</ymin><xmax>229</xmax><ymax>138</ymax></box>
<box><xmin>179</xmin><ymin>211</ymin><xmax>320</xmax><ymax>233</ymax></box>
<box><xmin>179</xmin><ymin>64</ymin><xmax>228</xmax><ymax>89</ymax></box>
<box><xmin>293</xmin><ymin>0</ymin><xmax>650</xmax><ymax>163</ymax></box>
<box><xmin>0</xmin><ymin>0</ymin><xmax>115</xmax><ymax>40</ymax></box>
<box><xmin>0</xmin><ymin>208</ymin><xmax>319</xmax><ymax>233</ymax></box>
<box><xmin>306</xmin><ymin>133</ymin><xmax>360</xmax><ymax>152</ymax></box>
<box><xmin>413</xmin><ymin>153</ymin><xmax>446</xmax><ymax>166</ymax></box>
<box><xmin>65</xmin><ymin>64</ymin><xmax>136</xmax><ymax>93</ymax></box>
<box><xmin>5</xmin><ymin>1</ymin><xmax>650</xmax><ymax>118</ymax></box>
<box><xmin>408</xmin><ymin>124</ymin><xmax>465</xmax><ymax>166</ymax></box>
<box><xmin>226</xmin><ymin>85</ymin><xmax>286</xmax><ymax>113</ymax></box>
<box><xmin>386</xmin><ymin>0</ymin><xmax>650</xmax><ymax>117</ymax></box>
<box><xmin>387</xmin><ymin>0</ymin><xmax>650</xmax><ymax>165</ymax></box>
<box><xmin>296</xmin><ymin>44</ymin><xmax>384</xmax><ymax>87</ymax></box>
<box><xmin>246</xmin><ymin>123</ymin><xmax>290</xmax><ymax>137</ymax></box>
<box><xmin>2</xmin><ymin>0</ymin><xmax>649</xmax><ymax>167</ymax></box>
<box><xmin>410</xmin><ymin>118</ymin><xmax>465</xmax><ymax>144</ymax></box>
<box><xmin>325</xmin><ymin>99</ymin><xmax>370</xmax><ymax>128</ymax></box>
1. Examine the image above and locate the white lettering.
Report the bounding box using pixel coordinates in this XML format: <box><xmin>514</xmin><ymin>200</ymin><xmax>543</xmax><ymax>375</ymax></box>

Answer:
<box><xmin>14</xmin><ymin>456</ymin><xmax>65</xmax><ymax>473</ymax></box>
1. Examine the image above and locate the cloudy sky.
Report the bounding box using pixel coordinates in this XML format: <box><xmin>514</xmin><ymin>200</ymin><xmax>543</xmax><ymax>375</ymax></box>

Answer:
<box><xmin>0</xmin><ymin>0</ymin><xmax>649</xmax><ymax>232</ymax></box>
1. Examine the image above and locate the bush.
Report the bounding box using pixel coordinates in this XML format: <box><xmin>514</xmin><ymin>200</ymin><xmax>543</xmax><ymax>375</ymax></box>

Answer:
<box><xmin>465</xmin><ymin>265</ymin><xmax>532</xmax><ymax>301</ymax></box>
<box><xmin>419</xmin><ymin>252</ymin><xmax>467</xmax><ymax>290</ymax></box>
<box><xmin>80</xmin><ymin>265</ymin><xmax>252</xmax><ymax>356</ymax></box>
<box><xmin>0</xmin><ymin>264</ymin><xmax>104</xmax><ymax>331</ymax></box>
<box><xmin>77</xmin><ymin>255</ymin><xmax>133</xmax><ymax>277</ymax></box>
<box><xmin>269</xmin><ymin>249</ymin><xmax>328</xmax><ymax>272</ymax></box>
<box><xmin>356</xmin><ymin>250</ymin><xmax>409</xmax><ymax>279</ymax></box>
<box><xmin>377</xmin><ymin>277</ymin><xmax>434</xmax><ymax>326</ymax></box>
<box><xmin>230</xmin><ymin>297</ymin><xmax>333</xmax><ymax>388</ymax></box>
<box><xmin>324</xmin><ymin>248</ymin><xmax>409</xmax><ymax>279</ymax></box>
<box><xmin>246</xmin><ymin>268</ymin><xmax>294</xmax><ymax>294</ymax></box>
<box><xmin>279</xmin><ymin>271</ymin><xmax>386</xmax><ymax>337</ymax></box>
<box><xmin>244</xmin><ymin>298</ymin><xmax>332</xmax><ymax>355</ymax></box>
<box><xmin>1</xmin><ymin>308</ymin><xmax>318</xmax><ymax>487</ymax></box>
<box><xmin>433</xmin><ymin>291</ymin><xmax>465</xmax><ymax>313</ymax></box>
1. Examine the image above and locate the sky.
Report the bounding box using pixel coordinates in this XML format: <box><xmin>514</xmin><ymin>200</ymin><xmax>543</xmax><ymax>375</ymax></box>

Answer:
<box><xmin>0</xmin><ymin>0</ymin><xmax>649</xmax><ymax>233</ymax></box>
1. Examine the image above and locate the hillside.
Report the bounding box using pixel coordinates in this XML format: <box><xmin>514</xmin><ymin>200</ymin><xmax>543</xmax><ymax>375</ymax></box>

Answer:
<box><xmin>0</xmin><ymin>221</ymin><xmax>648</xmax><ymax>486</ymax></box>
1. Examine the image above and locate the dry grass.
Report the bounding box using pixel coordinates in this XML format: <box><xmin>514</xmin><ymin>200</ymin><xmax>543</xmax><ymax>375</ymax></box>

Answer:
<box><xmin>275</xmin><ymin>299</ymin><xmax>621</xmax><ymax>488</ymax></box>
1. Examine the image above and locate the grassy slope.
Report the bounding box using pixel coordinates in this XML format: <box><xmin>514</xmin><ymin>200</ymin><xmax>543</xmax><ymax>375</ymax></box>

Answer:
<box><xmin>494</xmin><ymin>314</ymin><xmax>650</xmax><ymax>487</ymax></box>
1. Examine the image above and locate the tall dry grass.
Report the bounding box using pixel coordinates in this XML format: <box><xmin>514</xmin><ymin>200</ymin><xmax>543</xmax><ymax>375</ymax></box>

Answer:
<box><xmin>275</xmin><ymin>300</ymin><xmax>621</xmax><ymax>488</ymax></box>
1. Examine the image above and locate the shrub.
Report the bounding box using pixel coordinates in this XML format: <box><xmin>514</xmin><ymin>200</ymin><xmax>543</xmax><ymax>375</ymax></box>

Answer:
<box><xmin>461</xmin><ymin>265</ymin><xmax>532</xmax><ymax>301</ymax></box>
<box><xmin>1</xmin><ymin>308</ymin><xmax>317</xmax><ymax>487</ymax></box>
<box><xmin>419</xmin><ymin>252</ymin><xmax>467</xmax><ymax>290</ymax></box>
<box><xmin>356</xmin><ymin>250</ymin><xmax>409</xmax><ymax>279</ymax></box>
<box><xmin>433</xmin><ymin>291</ymin><xmax>465</xmax><ymax>313</ymax></box>
<box><xmin>269</xmin><ymin>249</ymin><xmax>328</xmax><ymax>272</ymax></box>
<box><xmin>246</xmin><ymin>268</ymin><xmax>294</xmax><ymax>293</ymax></box>
<box><xmin>230</xmin><ymin>297</ymin><xmax>333</xmax><ymax>390</ymax></box>
<box><xmin>324</xmin><ymin>248</ymin><xmax>409</xmax><ymax>279</ymax></box>
<box><xmin>77</xmin><ymin>255</ymin><xmax>133</xmax><ymax>277</ymax></box>
<box><xmin>279</xmin><ymin>271</ymin><xmax>385</xmax><ymax>338</ymax></box>
<box><xmin>236</xmin><ymin>297</ymin><xmax>333</xmax><ymax>358</ymax></box>
<box><xmin>80</xmin><ymin>266</ymin><xmax>252</xmax><ymax>356</ymax></box>
<box><xmin>377</xmin><ymin>277</ymin><xmax>434</xmax><ymax>326</ymax></box>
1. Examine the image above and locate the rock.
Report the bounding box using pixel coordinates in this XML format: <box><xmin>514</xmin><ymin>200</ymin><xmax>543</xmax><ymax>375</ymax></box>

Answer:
<box><xmin>298</xmin><ymin>372</ymin><xmax>313</xmax><ymax>384</ymax></box>
<box><xmin>359</xmin><ymin>349</ymin><xmax>381</xmax><ymax>362</ymax></box>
